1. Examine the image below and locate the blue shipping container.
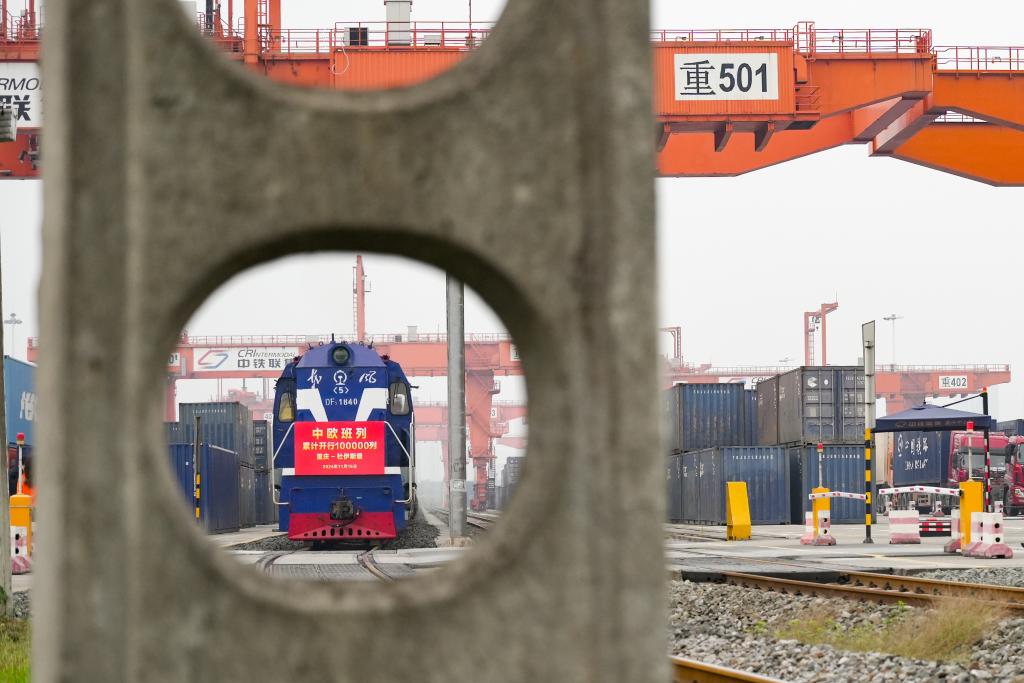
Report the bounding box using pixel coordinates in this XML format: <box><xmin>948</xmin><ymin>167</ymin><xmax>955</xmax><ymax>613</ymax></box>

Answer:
<box><xmin>687</xmin><ymin>446</ymin><xmax>789</xmax><ymax>525</ymax></box>
<box><xmin>179</xmin><ymin>402</ymin><xmax>254</xmax><ymax>465</ymax></box>
<box><xmin>665</xmin><ymin>383</ymin><xmax>754</xmax><ymax>454</ymax></box>
<box><xmin>4</xmin><ymin>357</ymin><xmax>35</xmax><ymax>446</ymax></box>
<box><xmin>789</xmin><ymin>444</ymin><xmax>867</xmax><ymax>524</ymax></box>
<box><xmin>892</xmin><ymin>431</ymin><xmax>951</xmax><ymax>488</ymax></box>
<box><xmin>168</xmin><ymin>443</ymin><xmax>241</xmax><ymax>534</ymax></box>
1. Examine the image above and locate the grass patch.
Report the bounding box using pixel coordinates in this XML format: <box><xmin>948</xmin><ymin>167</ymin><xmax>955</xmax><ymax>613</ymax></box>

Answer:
<box><xmin>0</xmin><ymin>618</ymin><xmax>30</xmax><ymax>683</ymax></box>
<box><xmin>773</xmin><ymin>599</ymin><xmax>1000</xmax><ymax>663</ymax></box>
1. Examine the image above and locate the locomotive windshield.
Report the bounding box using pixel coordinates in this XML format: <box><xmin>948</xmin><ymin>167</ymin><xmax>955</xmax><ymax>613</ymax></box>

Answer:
<box><xmin>278</xmin><ymin>390</ymin><xmax>295</xmax><ymax>422</ymax></box>
<box><xmin>390</xmin><ymin>382</ymin><xmax>410</xmax><ymax>416</ymax></box>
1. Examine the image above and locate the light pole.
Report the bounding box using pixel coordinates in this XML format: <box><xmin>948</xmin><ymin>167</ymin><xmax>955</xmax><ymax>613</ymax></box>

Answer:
<box><xmin>882</xmin><ymin>313</ymin><xmax>903</xmax><ymax>368</ymax></box>
<box><xmin>4</xmin><ymin>314</ymin><xmax>22</xmax><ymax>360</ymax></box>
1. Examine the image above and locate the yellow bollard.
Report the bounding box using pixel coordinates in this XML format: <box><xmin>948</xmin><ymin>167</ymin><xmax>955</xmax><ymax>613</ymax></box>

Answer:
<box><xmin>812</xmin><ymin>486</ymin><xmax>830</xmax><ymax>536</ymax></box>
<box><xmin>10</xmin><ymin>493</ymin><xmax>33</xmax><ymax>561</ymax></box>
<box><xmin>725</xmin><ymin>481</ymin><xmax>751</xmax><ymax>541</ymax></box>
<box><xmin>959</xmin><ymin>481</ymin><xmax>983</xmax><ymax>547</ymax></box>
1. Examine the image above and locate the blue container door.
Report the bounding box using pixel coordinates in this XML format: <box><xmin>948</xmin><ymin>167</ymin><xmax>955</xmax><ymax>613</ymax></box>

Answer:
<box><xmin>696</xmin><ymin>449</ymin><xmax>724</xmax><ymax>524</ymax></box>
<box><xmin>681</xmin><ymin>452</ymin><xmax>699</xmax><ymax>522</ymax></box>
<box><xmin>168</xmin><ymin>443</ymin><xmax>196</xmax><ymax>510</ymax></box>
<box><xmin>795</xmin><ymin>445</ymin><xmax>866</xmax><ymax>524</ymax></box>
<box><xmin>666</xmin><ymin>455</ymin><xmax>684</xmax><ymax>522</ymax></box>
<box><xmin>202</xmin><ymin>445</ymin><xmax>241</xmax><ymax>534</ymax></box>
<box><xmin>722</xmin><ymin>447</ymin><xmax>789</xmax><ymax>524</ymax></box>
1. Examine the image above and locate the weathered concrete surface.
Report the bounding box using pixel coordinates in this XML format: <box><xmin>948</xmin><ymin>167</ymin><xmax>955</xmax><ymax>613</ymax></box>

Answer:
<box><xmin>37</xmin><ymin>0</ymin><xmax>662</xmax><ymax>681</ymax></box>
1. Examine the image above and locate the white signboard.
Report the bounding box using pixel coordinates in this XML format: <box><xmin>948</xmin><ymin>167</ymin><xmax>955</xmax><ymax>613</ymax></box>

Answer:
<box><xmin>168</xmin><ymin>353</ymin><xmax>181</xmax><ymax>368</ymax></box>
<box><xmin>192</xmin><ymin>346</ymin><xmax>297</xmax><ymax>373</ymax></box>
<box><xmin>674</xmin><ymin>53</ymin><xmax>779</xmax><ymax>101</ymax></box>
<box><xmin>938</xmin><ymin>375</ymin><xmax>969</xmax><ymax>391</ymax></box>
<box><xmin>0</xmin><ymin>63</ymin><xmax>42</xmax><ymax>127</ymax></box>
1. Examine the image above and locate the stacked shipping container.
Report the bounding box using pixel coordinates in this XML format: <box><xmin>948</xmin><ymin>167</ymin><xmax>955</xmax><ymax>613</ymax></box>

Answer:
<box><xmin>666</xmin><ymin>447</ymin><xmax>789</xmax><ymax>525</ymax></box>
<box><xmin>166</xmin><ymin>402</ymin><xmax>262</xmax><ymax>532</ymax></box>
<box><xmin>665</xmin><ymin>366</ymin><xmax>869</xmax><ymax>525</ymax></box>
<box><xmin>252</xmin><ymin>420</ymin><xmax>278</xmax><ymax>525</ymax></box>
<box><xmin>757</xmin><ymin>367</ymin><xmax>865</xmax><ymax>446</ymax></box>
<box><xmin>664</xmin><ymin>383</ymin><xmax>757</xmax><ymax>454</ymax></box>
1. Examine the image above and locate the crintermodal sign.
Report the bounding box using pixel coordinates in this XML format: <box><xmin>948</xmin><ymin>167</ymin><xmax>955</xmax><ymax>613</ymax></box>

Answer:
<box><xmin>0</xmin><ymin>63</ymin><xmax>42</xmax><ymax>127</ymax></box>
<box><xmin>294</xmin><ymin>421</ymin><xmax>385</xmax><ymax>476</ymax></box>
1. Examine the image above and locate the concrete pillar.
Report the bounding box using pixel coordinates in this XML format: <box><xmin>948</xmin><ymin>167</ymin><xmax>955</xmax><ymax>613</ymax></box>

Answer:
<box><xmin>39</xmin><ymin>0</ymin><xmax>661</xmax><ymax>681</ymax></box>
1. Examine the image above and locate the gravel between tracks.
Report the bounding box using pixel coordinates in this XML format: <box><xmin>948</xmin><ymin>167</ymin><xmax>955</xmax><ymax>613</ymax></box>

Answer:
<box><xmin>11</xmin><ymin>591</ymin><xmax>29</xmax><ymax>619</ymax></box>
<box><xmin>669</xmin><ymin>579</ymin><xmax>1024</xmax><ymax>682</ymax></box>
<box><xmin>917</xmin><ymin>567</ymin><xmax>1024</xmax><ymax>588</ymax></box>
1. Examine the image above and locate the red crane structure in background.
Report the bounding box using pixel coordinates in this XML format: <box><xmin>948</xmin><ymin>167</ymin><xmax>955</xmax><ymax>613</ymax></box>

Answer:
<box><xmin>661</xmin><ymin>353</ymin><xmax>1010</xmax><ymax>413</ymax></box>
<box><xmin>804</xmin><ymin>302</ymin><xmax>839</xmax><ymax>366</ymax></box>
<box><xmin>4</xmin><ymin>5</ymin><xmax>1024</xmax><ymax>183</ymax></box>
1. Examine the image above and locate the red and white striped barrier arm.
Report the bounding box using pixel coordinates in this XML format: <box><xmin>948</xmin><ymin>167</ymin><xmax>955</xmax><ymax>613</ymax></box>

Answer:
<box><xmin>808</xmin><ymin>491</ymin><xmax>867</xmax><ymax>501</ymax></box>
<box><xmin>877</xmin><ymin>486</ymin><xmax>962</xmax><ymax>497</ymax></box>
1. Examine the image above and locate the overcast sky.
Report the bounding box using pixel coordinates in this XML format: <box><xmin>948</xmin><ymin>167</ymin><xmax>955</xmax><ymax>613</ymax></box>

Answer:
<box><xmin>2</xmin><ymin>0</ymin><xmax>1023</xmax><ymax>418</ymax></box>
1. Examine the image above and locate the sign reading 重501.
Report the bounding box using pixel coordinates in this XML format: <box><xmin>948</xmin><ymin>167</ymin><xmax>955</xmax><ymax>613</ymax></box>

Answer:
<box><xmin>938</xmin><ymin>376</ymin><xmax>969</xmax><ymax>390</ymax></box>
<box><xmin>674</xmin><ymin>53</ymin><xmax>779</xmax><ymax>101</ymax></box>
<box><xmin>294</xmin><ymin>421</ymin><xmax>386</xmax><ymax>476</ymax></box>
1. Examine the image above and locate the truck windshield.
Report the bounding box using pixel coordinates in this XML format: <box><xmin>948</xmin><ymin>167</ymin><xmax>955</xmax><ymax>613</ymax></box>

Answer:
<box><xmin>969</xmin><ymin>453</ymin><xmax>1006</xmax><ymax>470</ymax></box>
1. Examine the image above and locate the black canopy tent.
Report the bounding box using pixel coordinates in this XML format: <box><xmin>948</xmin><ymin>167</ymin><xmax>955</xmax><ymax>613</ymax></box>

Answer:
<box><xmin>874</xmin><ymin>397</ymin><xmax>995</xmax><ymax>514</ymax></box>
<box><xmin>874</xmin><ymin>404</ymin><xmax>993</xmax><ymax>434</ymax></box>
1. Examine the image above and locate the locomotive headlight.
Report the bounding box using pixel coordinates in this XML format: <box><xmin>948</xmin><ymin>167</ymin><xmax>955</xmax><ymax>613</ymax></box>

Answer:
<box><xmin>332</xmin><ymin>346</ymin><xmax>351</xmax><ymax>365</ymax></box>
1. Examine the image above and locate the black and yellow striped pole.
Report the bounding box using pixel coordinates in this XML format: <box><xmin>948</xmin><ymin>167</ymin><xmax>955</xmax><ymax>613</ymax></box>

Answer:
<box><xmin>193</xmin><ymin>415</ymin><xmax>202</xmax><ymax>523</ymax></box>
<box><xmin>864</xmin><ymin>426</ymin><xmax>873</xmax><ymax>543</ymax></box>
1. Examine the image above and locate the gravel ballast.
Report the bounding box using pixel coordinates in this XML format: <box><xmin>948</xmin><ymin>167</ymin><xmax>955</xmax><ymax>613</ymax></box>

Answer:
<box><xmin>669</xmin><ymin>579</ymin><xmax>1024</xmax><ymax>682</ymax></box>
<box><xmin>918</xmin><ymin>567</ymin><xmax>1024</xmax><ymax>588</ymax></box>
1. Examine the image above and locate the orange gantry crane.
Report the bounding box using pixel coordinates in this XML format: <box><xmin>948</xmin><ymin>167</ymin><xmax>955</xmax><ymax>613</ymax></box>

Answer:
<box><xmin>2</xmin><ymin>6</ymin><xmax>1024</xmax><ymax>183</ymax></box>
<box><xmin>804</xmin><ymin>302</ymin><xmax>839</xmax><ymax>367</ymax></box>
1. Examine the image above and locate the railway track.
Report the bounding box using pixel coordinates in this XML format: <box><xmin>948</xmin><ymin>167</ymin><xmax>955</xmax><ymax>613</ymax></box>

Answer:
<box><xmin>676</xmin><ymin>547</ymin><xmax>1024</xmax><ymax>611</ymax></box>
<box><xmin>356</xmin><ymin>547</ymin><xmax>395</xmax><ymax>582</ymax></box>
<box><xmin>432</xmin><ymin>508</ymin><xmax>495</xmax><ymax>531</ymax></box>
<box><xmin>670</xmin><ymin>656</ymin><xmax>783</xmax><ymax>682</ymax></box>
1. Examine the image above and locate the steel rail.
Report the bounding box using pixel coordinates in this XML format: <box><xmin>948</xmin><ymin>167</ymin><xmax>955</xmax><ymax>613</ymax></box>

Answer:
<box><xmin>720</xmin><ymin>571</ymin><xmax>1024</xmax><ymax>611</ymax></box>
<box><xmin>839</xmin><ymin>569</ymin><xmax>1024</xmax><ymax>604</ymax></box>
<box><xmin>356</xmin><ymin>547</ymin><xmax>395</xmax><ymax>583</ymax></box>
<box><xmin>674</xmin><ymin>545</ymin><xmax>1024</xmax><ymax>606</ymax></box>
<box><xmin>670</xmin><ymin>656</ymin><xmax>784</xmax><ymax>683</ymax></box>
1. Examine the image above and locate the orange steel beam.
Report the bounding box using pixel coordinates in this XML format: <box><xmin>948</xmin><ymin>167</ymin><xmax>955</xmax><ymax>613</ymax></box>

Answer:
<box><xmin>892</xmin><ymin>124</ymin><xmax>1024</xmax><ymax>186</ymax></box>
<box><xmin>870</xmin><ymin>98</ymin><xmax>940</xmax><ymax>154</ymax></box>
<box><xmin>932</xmin><ymin>73</ymin><xmax>1024</xmax><ymax>130</ymax></box>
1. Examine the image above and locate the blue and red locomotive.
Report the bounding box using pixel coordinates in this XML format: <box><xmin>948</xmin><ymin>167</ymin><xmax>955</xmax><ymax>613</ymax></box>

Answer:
<box><xmin>271</xmin><ymin>341</ymin><xmax>416</xmax><ymax>541</ymax></box>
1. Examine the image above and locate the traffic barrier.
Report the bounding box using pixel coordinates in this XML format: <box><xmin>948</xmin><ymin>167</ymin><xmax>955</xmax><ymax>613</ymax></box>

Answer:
<box><xmin>813</xmin><ymin>509</ymin><xmax>836</xmax><ymax>546</ymax></box>
<box><xmin>919</xmin><ymin>517</ymin><xmax>952</xmax><ymax>537</ymax></box>
<box><xmin>9</xmin><ymin>493</ymin><xmax>32</xmax><ymax>574</ymax></box>
<box><xmin>959</xmin><ymin>481</ymin><xmax>984</xmax><ymax>550</ymax></box>
<box><xmin>799</xmin><ymin>511</ymin><xmax>816</xmax><ymax>545</ymax></box>
<box><xmin>943</xmin><ymin>507</ymin><xmax>961</xmax><ymax>553</ymax></box>
<box><xmin>9</xmin><ymin>526</ymin><xmax>30</xmax><ymax>575</ymax></box>
<box><xmin>878</xmin><ymin>486</ymin><xmax>961</xmax><ymax>497</ymax></box>
<box><xmin>889</xmin><ymin>509</ymin><xmax>921</xmax><ymax>544</ymax></box>
<box><xmin>725</xmin><ymin>481</ymin><xmax>751</xmax><ymax>541</ymax></box>
<box><xmin>964</xmin><ymin>512</ymin><xmax>1013</xmax><ymax>559</ymax></box>
<box><xmin>808</xmin><ymin>491</ymin><xmax>868</xmax><ymax>501</ymax></box>
<box><xmin>962</xmin><ymin>512</ymin><xmax>985</xmax><ymax>556</ymax></box>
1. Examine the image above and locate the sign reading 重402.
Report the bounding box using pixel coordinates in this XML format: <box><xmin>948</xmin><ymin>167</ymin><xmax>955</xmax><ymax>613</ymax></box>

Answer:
<box><xmin>938</xmin><ymin>376</ymin><xmax>969</xmax><ymax>391</ymax></box>
<box><xmin>674</xmin><ymin>53</ymin><xmax>779</xmax><ymax>101</ymax></box>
